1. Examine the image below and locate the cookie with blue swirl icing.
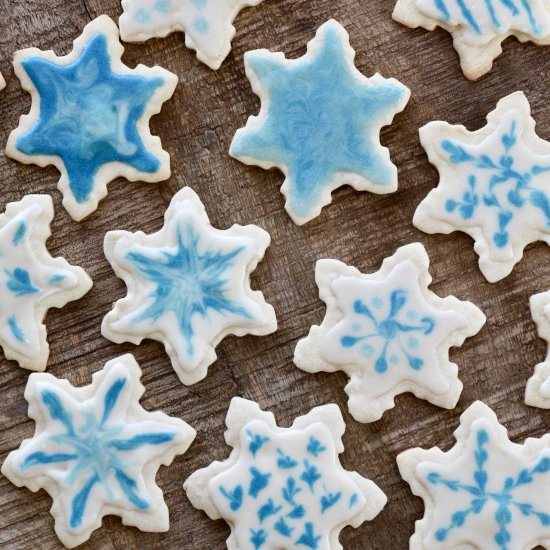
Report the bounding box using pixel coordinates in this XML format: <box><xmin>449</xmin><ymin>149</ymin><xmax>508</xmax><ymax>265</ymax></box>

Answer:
<box><xmin>1</xmin><ymin>353</ymin><xmax>196</xmax><ymax>548</ymax></box>
<box><xmin>6</xmin><ymin>15</ymin><xmax>178</xmax><ymax>221</ymax></box>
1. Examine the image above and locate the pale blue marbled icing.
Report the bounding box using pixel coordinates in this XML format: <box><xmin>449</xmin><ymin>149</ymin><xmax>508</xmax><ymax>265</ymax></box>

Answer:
<box><xmin>230</xmin><ymin>22</ymin><xmax>408</xmax><ymax>221</ymax></box>
<box><xmin>17</xmin><ymin>33</ymin><xmax>165</xmax><ymax>204</ymax></box>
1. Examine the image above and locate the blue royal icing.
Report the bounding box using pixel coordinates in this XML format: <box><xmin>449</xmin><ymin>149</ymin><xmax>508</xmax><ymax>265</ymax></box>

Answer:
<box><xmin>8</xmin><ymin>16</ymin><xmax>177</xmax><ymax>221</ymax></box>
<box><xmin>230</xmin><ymin>19</ymin><xmax>410</xmax><ymax>225</ymax></box>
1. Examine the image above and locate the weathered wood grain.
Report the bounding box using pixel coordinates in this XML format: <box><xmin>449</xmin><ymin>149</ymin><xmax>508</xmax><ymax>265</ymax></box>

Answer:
<box><xmin>1</xmin><ymin>0</ymin><xmax>550</xmax><ymax>548</ymax></box>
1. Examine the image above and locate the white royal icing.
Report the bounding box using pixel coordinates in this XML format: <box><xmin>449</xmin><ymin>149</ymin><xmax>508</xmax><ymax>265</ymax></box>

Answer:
<box><xmin>184</xmin><ymin>397</ymin><xmax>387</xmax><ymax>550</ymax></box>
<box><xmin>0</xmin><ymin>194</ymin><xmax>92</xmax><ymax>371</ymax></box>
<box><xmin>102</xmin><ymin>186</ymin><xmax>277</xmax><ymax>385</ymax></box>
<box><xmin>294</xmin><ymin>242</ymin><xmax>485</xmax><ymax>423</ymax></box>
<box><xmin>119</xmin><ymin>0</ymin><xmax>265</xmax><ymax>70</ymax></box>
<box><xmin>525</xmin><ymin>289</ymin><xmax>550</xmax><ymax>408</ymax></box>
<box><xmin>1</xmin><ymin>354</ymin><xmax>196</xmax><ymax>548</ymax></box>
<box><xmin>414</xmin><ymin>92</ymin><xmax>550</xmax><ymax>283</ymax></box>
<box><xmin>393</xmin><ymin>0</ymin><xmax>550</xmax><ymax>79</ymax></box>
<box><xmin>398</xmin><ymin>400</ymin><xmax>550</xmax><ymax>550</ymax></box>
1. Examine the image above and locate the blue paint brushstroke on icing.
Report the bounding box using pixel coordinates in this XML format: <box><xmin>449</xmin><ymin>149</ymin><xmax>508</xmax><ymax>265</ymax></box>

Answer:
<box><xmin>8</xmin><ymin>315</ymin><xmax>27</xmax><ymax>343</ymax></box>
<box><xmin>426</xmin><ymin>0</ymin><xmax>541</xmax><ymax>34</ymax></box>
<box><xmin>427</xmin><ymin>430</ymin><xmax>550</xmax><ymax>548</ymax></box>
<box><xmin>5</xmin><ymin>268</ymin><xmax>40</xmax><ymax>296</ymax></box>
<box><xmin>443</xmin><ymin>120</ymin><xmax>550</xmax><ymax>249</ymax></box>
<box><xmin>127</xmin><ymin>224</ymin><xmax>251</xmax><ymax>356</ymax></box>
<box><xmin>219</xmin><ymin>484</ymin><xmax>244</xmax><ymax>511</ymax></box>
<box><xmin>47</xmin><ymin>274</ymin><xmax>67</xmax><ymax>285</ymax></box>
<box><xmin>340</xmin><ymin>289</ymin><xmax>435</xmax><ymax>373</ymax></box>
<box><xmin>20</xmin><ymin>378</ymin><xmax>176</xmax><ymax>529</ymax></box>
<box><xmin>12</xmin><ymin>221</ymin><xmax>27</xmax><ymax>246</ymax></box>
<box><xmin>16</xmin><ymin>33</ymin><xmax>164</xmax><ymax>205</ymax></box>
<box><xmin>231</xmin><ymin>22</ymin><xmax>407</xmax><ymax>220</ymax></box>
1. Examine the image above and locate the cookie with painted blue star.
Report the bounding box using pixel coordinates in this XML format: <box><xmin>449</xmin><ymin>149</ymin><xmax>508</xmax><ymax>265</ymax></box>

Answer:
<box><xmin>230</xmin><ymin>19</ymin><xmax>411</xmax><ymax>225</ymax></box>
<box><xmin>6</xmin><ymin>15</ymin><xmax>178</xmax><ymax>221</ymax></box>
<box><xmin>414</xmin><ymin>92</ymin><xmax>550</xmax><ymax>283</ymax></box>
<box><xmin>185</xmin><ymin>397</ymin><xmax>387</xmax><ymax>550</ymax></box>
<box><xmin>102</xmin><ymin>186</ymin><xmax>277</xmax><ymax>385</ymax></box>
<box><xmin>294</xmin><ymin>242</ymin><xmax>485</xmax><ymax>423</ymax></box>
<box><xmin>1</xmin><ymin>353</ymin><xmax>196</xmax><ymax>548</ymax></box>
<box><xmin>0</xmin><ymin>194</ymin><xmax>92</xmax><ymax>372</ymax></box>
<box><xmin>398</xmin><ymin>400</ymin><xmax>550</xmax><ymax>550</ymax></box>
<box><xmin>119</xmin><ymin>0</ymin><xmax>265</xmax><ymax>70</ymax></box>
<box><xmin>393</xmin><ymin>0</ymin><xmax>550</xmax><ymax>80</ymax></box>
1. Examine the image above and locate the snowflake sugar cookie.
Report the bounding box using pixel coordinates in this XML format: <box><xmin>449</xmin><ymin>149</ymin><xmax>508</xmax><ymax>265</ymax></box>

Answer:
<box><xmin>294</xmin><ymin>243</ymin><xmax>485</xmax><ymax>423</ymax></box>
<box><xmin>184</xmin><ymin>397</ymin><xmax>387</xmax><ymax>550</ymax></box>
<box><xmin>1</xmin><ymin>353</ymin><xmax>196</xmax><ymax>548</ymax></box>
<box><xmin>230</xmin><ymin>19</ymin><xmax>411</xmax><ymax>226</ymax></box>
<box><xmin>525</xmin><ymin>289</ymin><xmax>550</xmax><ymax>408</ymax></box>
<box><xmin>119</xmin><ymin>0</ymin><xmax>265</xmax><ymax>70</ymax></box>
<box><xmin>6</xmin><ymin>15</ymin><xmax>178</xmax><ymax>221</ymax></box>
<box><xmin>0</xmin><ymin>194</ymin><xmax>92</xmax><ymax>371</ymax></box>
<box><xmin>414</xmin><ymin>92</ymin><xmax>550</xmax><ymax>283</ymax></box>
<box><xmin>398</xmin><ymin>401</ymin><xmax>550</xmax><ymax>549</ymax></box>
<box><xmin>393</xmin><ymin>0</ymin><xmax>550</xmax><ymax>80</ymax></box>
<box><xmin>102</xmin><ymin>186</ymin><xmax>277</xmax><ymax>385</ymax></box>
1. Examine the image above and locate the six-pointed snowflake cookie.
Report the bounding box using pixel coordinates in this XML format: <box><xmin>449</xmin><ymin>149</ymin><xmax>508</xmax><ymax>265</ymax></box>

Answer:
<box><xmin>525</xmin><ymin>289</ymin><xmax>550</xmax><ymax>408</ymax></box>
<box><xmin>230</xmin><ymin>19</ymin><xmax>411</xmax><ymax>226</ymax></box>
<box><xmin>184</xmin><ymin>396</ymin><xmax>387</xmax><ymax>550</ymax></box>
<box><xmin>398</xmin><ymin>400</ymin><xmax>550</xmax><ymax>550</ymax></box>
<box><xmin>102</xmin><ymin>186</ymin><xmax>277</xmax><ymax>385</ymax></box>
<box><xmin>119</xmin><ymin>0</ymin><xmax>265</xmax><ymax>70</ymax></box>
<box><xmin>414</xmin><ymin>92</ymin><xmax>550</xmax><ymax>283</ymax></box>
<box><xmin>294</xmin><ymin>243</ymin><xmax>486</xmax><ymax>423</ymax></box>
<box><xmin>0</xmin><ymin>194</ymin><xmax>92</xmax><ymax>372</ymax></box>
<box><xmin>1</xmin><ymin>353</ymin><xmax>196</xmax><ymax>548</ymax></box>
<box><xmin>393</xmin><ymin>0</ymin><xmax>550</xmax><ymax>80</ymax></box>
<box><xmin>6</xmin><ymin>15</ymin><xmax>178</xmax><ymax>221</ymax></box>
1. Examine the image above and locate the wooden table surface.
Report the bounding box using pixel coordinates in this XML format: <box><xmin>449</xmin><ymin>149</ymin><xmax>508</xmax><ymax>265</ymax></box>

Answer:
<box><xmin>1</xmin><ymin>0</ymin><xmax>550</xmax><ymax>548</ymax></box>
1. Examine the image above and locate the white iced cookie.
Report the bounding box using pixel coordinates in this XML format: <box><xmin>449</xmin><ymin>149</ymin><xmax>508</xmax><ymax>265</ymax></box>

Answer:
<box><xmin>294</xmin><ymin>243</ymin><xmax>485</xmax><ymax>423</ymax></box>
<box><xmin>397</xmin><ymin>401</ymin><xmax>550</xmax><ymax>549</ymax></box>
<box><xmin>6</xmin><ymin>15</ymin><xmax>178</xmax><ymax>221</ymax></box>
<box><xmin>525</xmin><ymin>289</ymin><xmax>550</xmax><ymax>408</ymax></box>
<box><xmin>184</xmin><ymin>397</ymin><xmax>387</xmax><ymax>550</ymax></box>
<box><xmin>1</xmin><ymin>353</ymin><xmax>196</xmax><ymax>548</ymax></box>
<box><xmin>0</xmin><ymin>71</ymin><xmax>5</xmax><ymax>90</ymax></box>
<box><xmin>102</xmin><ymin>186</ymin><xmax>277</xmax><ymax>385</ymax></box>
<box><xmin>0</xmin><ymin>194</ymin><xmax>92</xmax><ymax>371</ymax></box>
<box><xmin>119</xmin><ymin>0</ymin><xmax>265</xmax><ymax>70</ymax></box>
<box><xmin>230</xmin><ymin>19</ymin><xmax>411</xmax><ymax>226</ymax></box>
<box><xmin>393</xmin><ymin>0</ymin><xmax>550</xmax><ymax>80</ymax></box>
<box><xmin>414</xmin><ymin>92</ymin><xmax>550</xmax><ymax>283</ymax></box>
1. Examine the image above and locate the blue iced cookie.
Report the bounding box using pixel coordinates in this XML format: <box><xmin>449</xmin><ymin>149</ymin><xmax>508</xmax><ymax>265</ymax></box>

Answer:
<box><xmin>230</xmin><ymin>19</ymin><xmax>411</xmax><ymax>225</ymax></box>
<box><xmin>7</xmin><ymin>15</ymin><xmax>178</xmax><ymax>221</ymax></box>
